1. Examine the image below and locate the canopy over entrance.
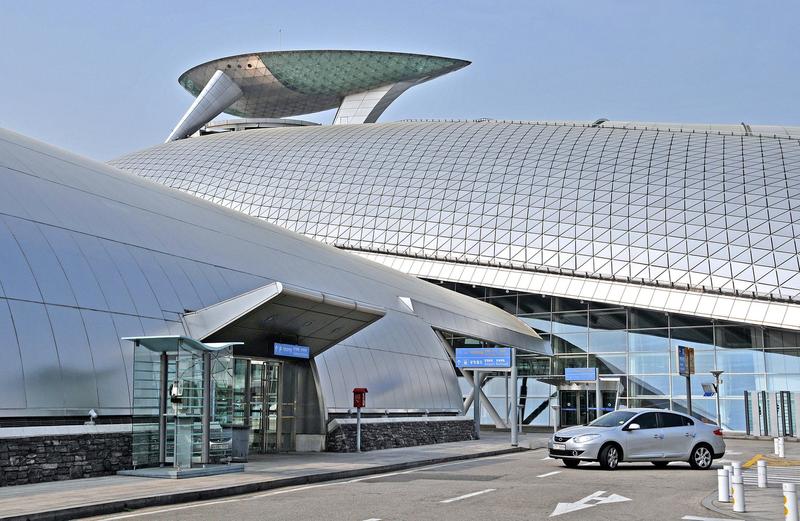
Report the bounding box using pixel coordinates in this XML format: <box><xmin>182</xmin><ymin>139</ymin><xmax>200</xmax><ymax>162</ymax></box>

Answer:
<box><xmin>182</xmin><ymin>281</ymin><xmax>386</xmax><ymax>357</ymax></box>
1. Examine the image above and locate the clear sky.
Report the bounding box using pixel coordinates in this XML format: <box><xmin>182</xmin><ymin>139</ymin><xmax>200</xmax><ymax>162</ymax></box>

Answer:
<box><xmin>1</xmin><ymin>0</ymin><xmax>797</xmax><ymax>160</ymax></box>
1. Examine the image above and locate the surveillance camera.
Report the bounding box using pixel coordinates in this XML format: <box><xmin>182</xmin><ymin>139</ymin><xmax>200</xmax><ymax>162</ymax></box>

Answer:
<box><xmin>88</xmin><ymin>409</ymin><xmax>98</xmax><ymax>420</ymax></box>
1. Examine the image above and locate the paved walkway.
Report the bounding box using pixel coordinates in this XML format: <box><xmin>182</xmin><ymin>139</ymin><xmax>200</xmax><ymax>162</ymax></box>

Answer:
<box><xmin>0</xmin><ymin>432</ymin><xmax>545</xmax><ymax>521</ymax></box>
<box><xmin>702</xmin><ymin>438</ymin><xmax>800</xmax><ymax>520</ymax></box>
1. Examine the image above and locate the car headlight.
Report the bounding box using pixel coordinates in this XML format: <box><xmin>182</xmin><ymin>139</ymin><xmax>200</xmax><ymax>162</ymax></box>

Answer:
<box><xmin>573</xmin><ymin>434</ymin><xmax>600</xmax><ymax>444</ymax></box>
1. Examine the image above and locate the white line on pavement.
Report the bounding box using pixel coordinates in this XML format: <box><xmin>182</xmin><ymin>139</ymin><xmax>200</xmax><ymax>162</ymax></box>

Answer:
<box><xmin>541</xmin><ymin>456</ymin><xmax>553</xmax><ymax>460</ymax></box>
<box><xmin>97</xmin><ymin>454</ymin><xmax>519</xmax><ymax>519</ymax></box>
<box><xmin>440</xmin><ymin>488</ymin><xmax>496</xmax><ymax>504</ymax></box>
<box><xmin>681</xmin><ymin>516</ymin><xmax>733</xmax><ymax>521</ymax></box>
<box><xmin>362</xmin><ymin>518</ymin><xmax>382</xmax><ymax>521</ymax></box>
<box><xmin>537</xmin><ymin>471</ymin><xmax>561</xmax><ymax>478</ymax></box>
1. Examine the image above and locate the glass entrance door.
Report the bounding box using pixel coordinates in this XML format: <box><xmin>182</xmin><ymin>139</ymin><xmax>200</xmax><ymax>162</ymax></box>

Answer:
<box><xmin>248</xmin><ymin>360</ymin><xmax>281</xmax><ymax>453</ymax></box>
<box><xmin>559</xmin><ymin>389</ymin><xmax>619</xmax><ymax>427</ymax></box>
<box><xmin>560</xmin><ymin>390</ymin><xmax>586</xmax><ymax>426</ymax></box>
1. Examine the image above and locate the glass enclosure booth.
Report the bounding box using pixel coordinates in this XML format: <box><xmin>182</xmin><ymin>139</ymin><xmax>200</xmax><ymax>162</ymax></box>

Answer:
<box><xmin>128</xmin><ymin>336</ymin><xmax>236</xmax><ymax>469</ymax></box>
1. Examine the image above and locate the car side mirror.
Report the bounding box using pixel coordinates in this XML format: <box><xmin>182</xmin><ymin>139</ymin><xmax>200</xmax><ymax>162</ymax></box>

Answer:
<box><xmin>625</xmin><ymin>423</ymin><xmax>640</xmax><ymax>431</ymax></box>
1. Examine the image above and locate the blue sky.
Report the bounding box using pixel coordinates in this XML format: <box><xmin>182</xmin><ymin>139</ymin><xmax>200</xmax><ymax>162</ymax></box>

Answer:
<box><xmin>1</xmin><ymin>0</ymin><xmax>797</xmax><ymax>160</ymax></box>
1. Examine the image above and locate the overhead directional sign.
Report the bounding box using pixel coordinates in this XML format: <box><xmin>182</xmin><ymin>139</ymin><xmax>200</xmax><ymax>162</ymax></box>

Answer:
<box><xmin>550</xmin><ymin>490</ymin><xmax>631</xmax><ymax>517</ymax></box>
<box><xmin>455</xmin><ymin>347</ymin><xmax>512</xmax><ymax>369</ymax></box>
<box><xmin>564</xmin><ymin>367</ymin><xmax>597</xmax><ymax>382</ymax></box>
<box><xmin>274</xmin><ymin>342</ymin><xmax>310</xmax><ymax>359</ymax></box>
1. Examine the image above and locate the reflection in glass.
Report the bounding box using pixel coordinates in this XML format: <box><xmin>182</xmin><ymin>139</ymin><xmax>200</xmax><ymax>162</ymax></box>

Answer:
<box><xmin>551</xmin><ymin>311</ymin><xmax>587</xmax><ymax>334</ymax></box>
<box><xmin>592</xmin><ymin>354</ymin><xmax>626</xmax><ymax>375</ymax></box>
<box><xmin>764</xmin><ymin>349</ymin><xmax>800</xmax><ymax>374</ymax></box>
<box><xmin>588</xmin><ymin>330</ymin><xmax>627</xmax><ymax>353</ymax></box>
<box><xmin>629</xmin><ymin>352</ymin><xmax>670</xmax><ymax>374</ymax></box>
<box><xmin>552</xmin><ymin>333</ymin><xmax>588</xmax><ymax>354</ymax></box>
<box><xmin>628</xmin><ymin>375</ymin><xmax>670</xmax><ymax>396</ymax></box>
<box><xmin>629</xmin><ymin>330</ymin><xmax>669</xmax><ymax>352</ymax></box>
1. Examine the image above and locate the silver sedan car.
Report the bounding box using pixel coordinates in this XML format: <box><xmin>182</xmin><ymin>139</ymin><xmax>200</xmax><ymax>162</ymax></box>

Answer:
<box><xmin>548</xmin><ymin>408</ymin><xmax>725</xmax><ymax>470</ymax></box>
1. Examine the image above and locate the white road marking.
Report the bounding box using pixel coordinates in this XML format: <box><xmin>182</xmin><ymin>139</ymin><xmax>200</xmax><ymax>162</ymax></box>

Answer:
<box><xmin>681</xmin><ymin>516</ymin><xmax>733</xmax><ymax>521</ymax></box>
<box><xmin>362</xmin><ymin>518</ymin><xmax>382</xmax><ymax>521</ymax></box>
<box><xmin>97</xmin><ymin>499</ymin><xmax>243</xmax><ymax>520</ymax></box>
<box><xmin>725</xmin><ymin>451</ymin><xmax>742</xmax><ymax>455</ymax></box>
<box><xmin>541</xmin><ymin>456</ymin><xmax>554</xmax><ymax>460</ymax></box>
<box><xmin>97</xmin><ymin>454</ymin><xmax>516</xmax><ymax>519</ymax></box>
<box><xmin>550</xmin><ymin>490</ymin><xmax>631</xmax><ymax>517</ymax></box>
<box><xmin>537</xmin><ymin>471</ymin><xmax>561</xmax><ymax>478</ymax></box>
<box><xmin>440</xmin><ymin>488</ymin><xmax>496</xmax><ymax>504</ymax></box>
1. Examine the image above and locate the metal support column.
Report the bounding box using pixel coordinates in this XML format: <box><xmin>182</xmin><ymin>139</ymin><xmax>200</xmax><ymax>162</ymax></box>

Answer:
<box><xmin>201</xmin><ymin>351</ymin><xmax>211</xmax><ymax>465</ymax></box>
<box><xmin>686</xmin><ymin>375</ymin><xmax>693</xmax><ymax>418</ymax></box>
<box><xmin>473</xmin><ymin>370</ymin><xmax>481</xmax><ymax>439</ymax></box>
<box><xmin>510</xmin><ymin>348</ymin><xmax>518</xmax><ymax>447</ymax></box>
<box><xmin>158</xmin><ymin>351</ymin><xmax>168</xmax><ymax>466</ymax></box>
<box><xmin>595</xmin><ymin>371</ymin><xmax>602</xmax><ymax>421</ymax></box>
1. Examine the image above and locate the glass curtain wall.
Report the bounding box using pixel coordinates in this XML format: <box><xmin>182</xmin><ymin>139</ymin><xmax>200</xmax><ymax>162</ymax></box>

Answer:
<box><xmin>432</xmin><ymin>279</ymin><xmax>800</xmax><ymax>432</ymax></box>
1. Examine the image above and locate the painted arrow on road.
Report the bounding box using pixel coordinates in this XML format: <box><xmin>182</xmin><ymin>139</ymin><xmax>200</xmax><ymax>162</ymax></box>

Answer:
<box><xmin>550</xmin><ymin>490</ymin><xmax>631</xmax><ymax>517</ymax></box>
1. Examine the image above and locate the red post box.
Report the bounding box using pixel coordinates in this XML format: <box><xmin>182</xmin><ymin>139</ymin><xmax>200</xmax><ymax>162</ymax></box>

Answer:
<box><xmin>353</xmin><ymin>387</ymin><xmax>368</xmax><ymax>409</ymax></box>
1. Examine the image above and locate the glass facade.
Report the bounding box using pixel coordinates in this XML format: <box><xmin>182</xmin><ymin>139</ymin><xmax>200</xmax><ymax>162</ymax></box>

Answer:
<box><xmin>436</xmin><ymin>279</ymin><xmax>800</xmax><ymax>432</ymax></box>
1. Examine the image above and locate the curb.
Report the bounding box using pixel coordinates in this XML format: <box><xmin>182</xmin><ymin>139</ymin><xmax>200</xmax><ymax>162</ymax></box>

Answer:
<box><xmin>701</xmin><ymin>490</ymin><xmax>747</xmax><ymax>520</ymax></box>
<box><xmin>3</xmin><ymin>446</ymin><xmax>532</xmax><ymax>521</ymax></box>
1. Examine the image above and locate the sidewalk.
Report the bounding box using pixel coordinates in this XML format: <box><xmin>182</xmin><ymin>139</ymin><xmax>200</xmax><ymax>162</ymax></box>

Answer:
<box><xmin>0</xmin><ymin>432</ymin><xmax>545</xmax><ymax>521</ymax></box>
<box><xmin>701</xmin><ymin>437</ymin><xmax>800</xmax><ymax>520</ymax></box>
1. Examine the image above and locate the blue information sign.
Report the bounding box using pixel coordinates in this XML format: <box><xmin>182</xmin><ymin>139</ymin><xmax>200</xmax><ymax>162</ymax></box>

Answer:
<box><xmin>455</xmin><ymin>348</ymin><xmax>512</xmax><ymax>369</ymax></box>
<box><xmin>564</xmin><ymin>367</ymin><xmax>597</xmax><ymax>381</ymax></box>
<box><xmin>274</xmin><ymin>343</ymin><xmax>310</xmax><ymax>359</ymax></box>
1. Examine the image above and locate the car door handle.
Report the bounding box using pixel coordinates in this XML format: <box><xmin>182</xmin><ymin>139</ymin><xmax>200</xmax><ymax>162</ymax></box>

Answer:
<box><xmin>653</xmin><ymin>434</ymin><xmax>664</xmax><ymax>439</ymax></box>
<box><xmin>684</xmin><ymin>433</ymin><xmax>696</xmax><ymax>438</ymax></box>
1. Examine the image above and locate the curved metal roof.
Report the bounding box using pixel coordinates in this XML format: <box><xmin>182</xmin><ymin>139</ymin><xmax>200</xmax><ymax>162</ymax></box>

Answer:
<box><xmin>178</xmin><ymin>50</ymin><xmax>470</xmax><ymax>118</ymax></box>
<box><xmin>0</xmin><ymin>126</ymin><xmax>539</xmax><ymax>418</ymax></box>
<box><xmin>113</xmin><ymin>120</ymin><xmax>800</xmax><ymax>306</ymax></box>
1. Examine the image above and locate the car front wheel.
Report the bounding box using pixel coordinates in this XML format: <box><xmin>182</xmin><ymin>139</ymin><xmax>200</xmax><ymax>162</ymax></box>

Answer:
<box><xmin>598</xmin><ymin>444</ymin><xmax>621</xmax><ymax>470</ymax></box>
<box><xmin>689</xmin><ymin>444</ymin><xmax>713</xmax><ymax>470</ymax></box>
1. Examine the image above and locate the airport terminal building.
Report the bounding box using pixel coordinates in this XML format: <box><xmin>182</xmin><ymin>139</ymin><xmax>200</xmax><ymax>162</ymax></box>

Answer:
<box><xmin>1</xmin><ymin>48</ymin><xmax>798</xmax><ymax>486</ymax></box>
<box><xmin>114</xmin><ymin>49</ymin><xmax>800</xmax><ymax>434</ymax></box>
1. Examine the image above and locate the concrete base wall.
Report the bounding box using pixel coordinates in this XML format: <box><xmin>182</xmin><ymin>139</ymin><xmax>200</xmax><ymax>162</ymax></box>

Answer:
<box><xmin>326</xmin><ymin>418</ymin><xmax>474</xmax><ymax>452</ymax></box>
<box><xmin>0</xmin><ymin>432</ymin><xmax>132</xmax><ymax>487</ymax></box>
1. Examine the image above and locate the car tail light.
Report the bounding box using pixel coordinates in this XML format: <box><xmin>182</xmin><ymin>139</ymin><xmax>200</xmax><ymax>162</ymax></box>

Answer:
<box><xmin>713</xmin><ymin>428</ymin><xmax>723</xmax><ymax>436</ymax></box>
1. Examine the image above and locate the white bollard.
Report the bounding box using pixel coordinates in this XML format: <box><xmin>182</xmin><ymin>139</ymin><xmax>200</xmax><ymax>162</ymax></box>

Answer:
<box><xmin>724</xmin><ymin>464</ymin><xmax>733</xmax><ymax>498</ymax></box>
<box><xmin>732</xmin><ymin>460</ymin><xmax>743</xmax><ymax>479</ymax></box>
<box><xmin>732</xmin><ymin>474</ymin><xmax>746</xmax><ymax>513</ymax></box>
<box><xmin>784</xmin><ymin>483</ymin><xmax>799</xmax><ymax>521</ymax></box>
<box><xmin>718</xmin><ymin>468</ymin><xmax>731</xmax><ymax>502</ymax></box>
<box><xmin>779</xmin><ymin>437</ymin><xmax>786</xmax><ymax>458</ymax></box>
<box><xmin>776</xmin><ymin>437</ymin><xmax>781</xmax><ymax>455</ymax></box>
<box><xmin>758</xmin><ymin>459</ymin><xmax>768</xmax><ymax>488</ymax></box>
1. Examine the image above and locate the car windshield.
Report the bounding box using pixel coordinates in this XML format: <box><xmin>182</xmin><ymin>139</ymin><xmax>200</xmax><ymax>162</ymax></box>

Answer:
<box><xmin>588</xmin><ymin>410</ymin><xmax>637</xmax><ymax>427</ymax></box>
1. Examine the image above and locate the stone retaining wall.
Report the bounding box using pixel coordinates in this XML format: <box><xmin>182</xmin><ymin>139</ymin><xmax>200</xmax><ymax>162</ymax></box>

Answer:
<box><xmin>0</xmin><ymin>433</ymin><xmax>132</xmax><ymax>487</ymax></box>
<box><xmin>326</xmin><ymin>419</ymin><xmax>474</xmax><ymax>452</ymax></box>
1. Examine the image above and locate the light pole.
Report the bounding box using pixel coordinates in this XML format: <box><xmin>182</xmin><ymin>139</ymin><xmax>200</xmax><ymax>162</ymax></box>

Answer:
<box><xmin>710</xmin><ymin>370</ymin><xmax>724</xmax><ymax>428</ymax></box>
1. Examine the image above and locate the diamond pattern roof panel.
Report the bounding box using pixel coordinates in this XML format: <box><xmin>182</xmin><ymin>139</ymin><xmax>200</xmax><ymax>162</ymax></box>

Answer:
<box><xmin>112</xmin><ymin>121</ymin><xmax>800</xmax><ymax>302</ymax></box>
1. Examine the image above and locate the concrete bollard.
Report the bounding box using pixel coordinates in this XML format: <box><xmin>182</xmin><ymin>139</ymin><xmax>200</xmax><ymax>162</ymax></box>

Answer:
<box><xmin>784</xmin><ymin>483</ymin><xmax>799</xmax><ymax>521</ymax></box>
<box><xmin>718</xmin><ymin>468</ymin><xmax>731</xmax><ymax>502</ymax></box>
<box><xmin>776</xmin><ymin>437</ymin><xmax>781</xmax><ymax>455</ymax></box>
<box><xmin>732</xmin><ymin>474</ymin><xmax>746</xmax><ymax>513</ymax></box>
<box><xmin>758</xmin><ymin>459</ymin><xmax>768</xmax><ymax>488</ymax></box>
<box><xmin>779</xmin><ymin>437</ymin><xmax>786</xmax><ymax>458</ymax></box>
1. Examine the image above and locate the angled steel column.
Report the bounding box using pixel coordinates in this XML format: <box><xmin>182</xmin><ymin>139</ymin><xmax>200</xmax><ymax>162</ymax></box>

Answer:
<box><xmin>332</xmin><ymin>81</ymin><xmax>415</xmax><ymax>125</ymax></box>
<box><xmin>166</xmin><ymin>70</ymin><xmax>243</xmax><ymax>142</ymax></box>
<box><xmin>435</xmin><ymin>331</ymin><xmax>508</xmax><ymax>428</ymax></box>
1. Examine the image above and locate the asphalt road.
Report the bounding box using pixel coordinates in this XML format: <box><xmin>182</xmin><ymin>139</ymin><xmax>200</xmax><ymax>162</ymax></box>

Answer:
<box><xmin>85</xmin><ymin>443</ymin><xmax>765</xmax><ymax>521</ymax></box>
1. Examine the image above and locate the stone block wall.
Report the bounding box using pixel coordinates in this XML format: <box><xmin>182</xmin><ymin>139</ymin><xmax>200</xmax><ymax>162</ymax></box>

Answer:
<box><xmin>0</xmin><ymin>433</ymin><xmax>132</xmax><ymax>487</ymax></box>
<box><xmin>326</xmin><ymin>419</ymin><xmax>474</xmax><ymax>452</ymax></box>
